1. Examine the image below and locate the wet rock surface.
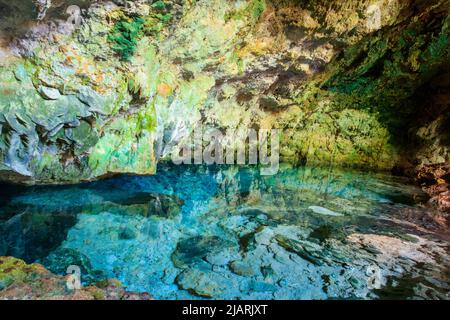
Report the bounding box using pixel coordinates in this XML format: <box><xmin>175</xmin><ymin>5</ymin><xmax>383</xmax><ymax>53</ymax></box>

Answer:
<box><xmin>172</xmin><ymin>236</ymin><xmax>236</xmax><ymax>269</ymax></box>
<box><xmin>112</xmin><ymin>192</ymin><xmax>184</xmax><ymax>218</ymax></box>
<box><xmin>0</xmin><ymin>186</ymin><xmax>185</xmax><ymax>271</ymax></box>
<box><xmin>0</xmin><ymin>256</ymin><xmax>151</xmax><ymax>300</ymax></box>
<box><xmin>0</xmin><ymin>0</ymin><xmax>448</xmax><ymax>184</ymax></box>
<box><xmin>416</xmin><ymin>162</ymin><xmax>450</xmax><ymax>213</ymax></box>
<box><xmin>39</xmin><ymin>247</ymin><xmax>106</xmax><ymax>285</ymax></box>
<box><xmin>0</xmin><ymin>209</ymin><xmax>78</xmax><ymax>262</ymax></box>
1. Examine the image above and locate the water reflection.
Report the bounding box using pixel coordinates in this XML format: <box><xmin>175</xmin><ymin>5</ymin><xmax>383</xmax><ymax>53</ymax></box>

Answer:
<box><xmin>0</xmin><ymin>164</ymin><xmax>448</xmax><ymax>299</ymax></box>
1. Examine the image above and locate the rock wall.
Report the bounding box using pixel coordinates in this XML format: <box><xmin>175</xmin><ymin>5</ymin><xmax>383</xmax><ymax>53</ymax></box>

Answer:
<box><xmin>0</xmin><ymin>0</ymin><xmax>448</xmax><ymax>184</ymax></box>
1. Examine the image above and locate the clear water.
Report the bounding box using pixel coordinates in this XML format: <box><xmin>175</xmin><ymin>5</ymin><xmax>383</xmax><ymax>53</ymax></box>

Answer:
<box><xmin>1</xmin><ymin>164</ymin><xmax>449</xmax><ymax>300</ymax></box>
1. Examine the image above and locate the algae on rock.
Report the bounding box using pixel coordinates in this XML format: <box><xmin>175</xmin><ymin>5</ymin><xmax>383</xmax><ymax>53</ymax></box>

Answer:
<box><xmin>0</xmin><ymin>0</ymin><xmax>449</xmax><ymax>184</ymax></box>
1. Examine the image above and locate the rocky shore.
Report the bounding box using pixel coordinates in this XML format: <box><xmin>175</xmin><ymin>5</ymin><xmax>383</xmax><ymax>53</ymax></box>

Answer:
<box><xmin>0</xmin><ymin>256</ymin><xmax>151</xmax><ymax>300</ymax></box>
<box><xmin>416</xmin><ymin>162</ymin><xmax>450</xmax><ymax>213</ymax></box>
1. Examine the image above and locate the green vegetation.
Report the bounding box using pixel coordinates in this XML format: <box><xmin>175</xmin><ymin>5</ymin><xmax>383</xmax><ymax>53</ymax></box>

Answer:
<box><xmin>151</xmin><ymin>0</ymin><xmax>166</xmax><ymax>11</ymax></box>
<box><xmin>248</xmin><ymin>0</ymin><xmax>266</xmax><ymax>20</ymax></box>
<box><xmin>107</xmin><ymin>6</ymin><xmax>174</xmax><ymax>61</ymax></box>
<box><xmin>108</xmin><ymin>16</ymin><xmax>145</xmax><ymax>61</ymax></box>
<box><xmin>225</xmin><ymin>0</ymin><xmax>266</xmax><ymax>22</ymax></box>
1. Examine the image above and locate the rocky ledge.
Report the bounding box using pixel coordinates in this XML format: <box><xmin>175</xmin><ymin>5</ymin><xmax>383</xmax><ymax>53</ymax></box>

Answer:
<box><xmin>0</xmin><ymin>256</ymin><xmax>151</xmax><ymax>300</ymax></box>
<box><xmin>416</xmin><ymin>162</ymin><xmax>450</xmax><ymax>213</ymax></box>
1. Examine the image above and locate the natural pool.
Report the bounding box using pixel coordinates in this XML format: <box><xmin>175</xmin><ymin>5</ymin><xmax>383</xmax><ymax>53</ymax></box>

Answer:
<box><xmin>0</xmin><ymin>164</ymin><xmax>449</xmax><ymax>300</ymax></box>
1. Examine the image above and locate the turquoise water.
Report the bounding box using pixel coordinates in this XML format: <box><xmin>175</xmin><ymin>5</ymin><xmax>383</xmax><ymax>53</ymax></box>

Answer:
<box><xmin>0</xmin><ymin>164</ymin><xmax>449</xmax><ymax>299</ymax></box>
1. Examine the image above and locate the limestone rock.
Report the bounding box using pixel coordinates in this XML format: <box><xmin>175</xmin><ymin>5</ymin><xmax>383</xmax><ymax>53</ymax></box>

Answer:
<box><xmin>308</xmin><ymin>206</ymin><xmax>344</xmax><ymax>217</ymax></box>
<box><xmin>38</xmin><ymin>86</ymin><xmax>61</xmax><ymax>100</ymax></box>
<box><xmin>172</xmin><ymin>236</ymin><xmax>236</xmax><ymax>268</ymax></box>
<box><xmin>0</xmin><ymin>0</ymin><xmax>448</xmax><ymax>185</ymax></box>
<box><xmin>416</xmin><ymin>162</ymin><xmax>450</xmax><ymax>212</ymax></box>
<box><xmin>0</xmin><ymin>256</ymin><xmax>151</xmax><ymax>300</ymax></box>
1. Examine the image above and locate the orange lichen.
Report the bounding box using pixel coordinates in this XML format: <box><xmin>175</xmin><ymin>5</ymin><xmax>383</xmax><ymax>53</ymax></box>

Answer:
<box><xmin>157</xmin><ymin>83</ymin><xmax>173</xmax><ymax>97</ymax></box>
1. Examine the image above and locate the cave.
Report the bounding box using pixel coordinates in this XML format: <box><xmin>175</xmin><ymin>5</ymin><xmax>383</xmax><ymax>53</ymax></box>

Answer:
<box><xmin>0</xmin><ymin>0</ymin><xmax>448</xmax><ymax>303</ymax></box>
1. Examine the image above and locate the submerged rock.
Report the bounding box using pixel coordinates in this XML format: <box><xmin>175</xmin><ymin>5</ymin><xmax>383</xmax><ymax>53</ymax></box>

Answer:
<box><xmin>0</xmin><ymin>256</ymin><xmax>151</xmax><ymax>300</ymax></box>
<box><xmin>229</xmin><ymin>261</ymin><xmax>257</xmax><ymax>277</ymax></box>
<box><xmin>347</xmin><ymin>233</ymin><xmax>448</xmax><ymax>265</ymax></box>
<box><xmin>118</xmin><ymin>227</ymin><xmax>138</xmax><ymax>240</ymax></box>
<box><xmin>1</xmin><ymin>165</ymin><xmax>448</xmax><ymax>300</ymax></box>
<box><xmin>109</xmin><ymin>192</ymin><xmax>185</xmax><ymax>219</ymax></box>
<box><xmin>308</xmin><ymin>206</ymin><xmax>344</xmax><ymax>217</ymax></box>
<box><xmin>39</xmin><ymin>248</ymin><xmax>106</xmax><ymax>284</ymax></box>
<box><xmin>176</xmin><ymin>268</ymin><xmax>239</xmax><ymax>298</ymax></box>
<box><xmin>309</xmin><ymin>225</ymin><xmax>339</xmax><ymax>244</ymax></box>
<box><xmin>172</xmin><ymin>236</ymin><xmax>236</xmax><ymax>269</ymax></box>
<box><xmin>274</xmin><ymin>235</ymin><xmax>324</xmax><ymax>266</ymax></box>
<box><xmin>0</xmin><ymin>209</ymin><xmax>78</xmax><ymax>262</ymax></box>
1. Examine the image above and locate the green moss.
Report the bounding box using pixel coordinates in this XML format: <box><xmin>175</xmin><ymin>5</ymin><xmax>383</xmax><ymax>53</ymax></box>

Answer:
<box><xmin>87</xmin><ymin>108</ymin><xmax>157</xmax><ymax>177</ymax></box>
<box><xmin>151</xmin><ymin>0</ymin><xmax>166</xmax><ymax>11</ymax></box>
<box><xmin>225</xmin><ymin>0</ymin><xmax>266</xmax><ymax>22</ymax></box>
<box><xmin>137</xmin><ymin>103</ymin><xmax>157</xmax><ymax>134</ymax></box>
<box><xmin>108</xmin><ymin>16</ymin><xmax>145</xmax><ymax>61</ymax></box>
<box><xmin>248</xmin><ymin>0</ymin><xmax>266</xmax><ymax>20</ymax></box>
<box><xmin>279</xmin><ymin>106</ymin><xmax>396</xmax><ymax>169</ymax></box>
<box><xmin>318</xmin><ymin>11</ymin><xmax>449</xmax><ymax>146</ymax></box>
<box><xmin>0</xmin><ymin>257</ymin><xmax>41</xmax><ymax>291</ymax></box>
<box><xmin>421</xmin><ymin>34</ymin><xmax>449</xmax><ymax>67</ymax></box>
<box><xmin>92</xmin><ymin>289</ymin><xmax>106</xmax><ymax>300</ymax></box>
<box><xmin>154</xmin><ymin>13</ymin><xmax>173</xmax><ymax>24</ymax></box>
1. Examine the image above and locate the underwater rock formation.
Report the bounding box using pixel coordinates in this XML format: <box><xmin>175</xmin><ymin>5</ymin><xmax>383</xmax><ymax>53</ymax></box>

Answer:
<box><xmin>0</xmin><ymin>256</ymin><xmax>151</xmax><ymax>300</ymax></box>
<box><xmin>0</xmin><ymin>185</ymin><xmax>185</xmax><ymax>265</ymax></box>
<box><xmin>0</xmin><ymin>164</ymin><xmax>448</xmax><ymax>299</ymax></box>
<box><xmin>0</xmin><ymin>208</ymin><xmax>78</xmax><ymax>262</ymax></box>
<box><xmin>0</xmin><ymin>0</ymin><xmax>448</xmax><ymax>187</ymax></box>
